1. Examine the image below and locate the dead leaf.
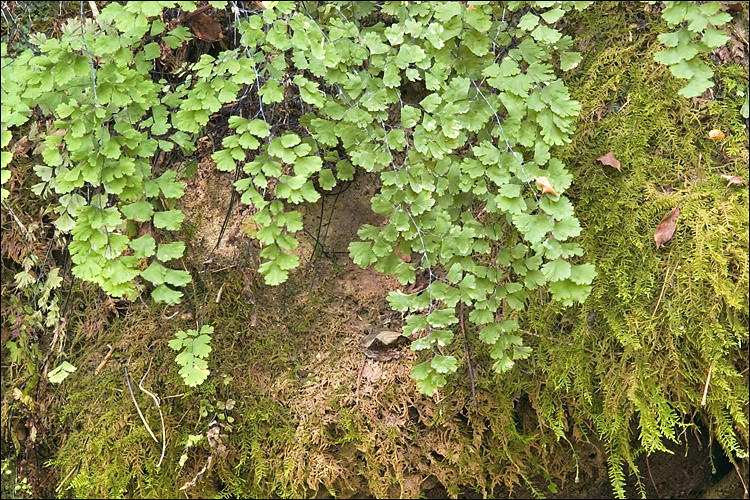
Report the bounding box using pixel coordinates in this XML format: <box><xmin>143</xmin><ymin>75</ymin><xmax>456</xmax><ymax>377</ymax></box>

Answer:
<box><xmin>12</xmin><ymin>136</ymin><xmax>31</xmax><ymax>156</ymax></box>
<box><xmin>708</xmin><ymin>129</ymin><xmax>725</xmax><ymax>140</ymax></box>
<box><xmin>535</xmin><ymin>176</ymin><xmax>558</xmax><ymax>197</ymax></box>
<box><xmin>394</xmin><ymin>245</ymin><xmax>411</xmax><ymax>263</ymax></box>
<box><xmin>597</xmin><ymin>151</ymin><xmax>621</xmax><ymax>171</ymax></box>
<box><xmin>362</xmin><ymin>329</ymin><xmax>406</xmax><ymax>362</ymax></box>
<box><xmin>727</xmin><ymin>2</ymin><xmax>745</xmax><ymax>13</ymax></box>
<box><xmin>654</xmin><ymin>205</ymin><xmax>680</xmax><ymax>249</ymax></box>
<box><xmin>190</xmin><ymin>13</ymin><xmax>223</xmax><ymax>41</ymax></box>
<box><xmin>720</xmin><ymin>174</ymin><xmax>745</xmax><ymax>186</ymax></box>
<box><xmin>361</xmin><ymin>329</ymin><xmax>402</xmax><ymax>349</ymax></box>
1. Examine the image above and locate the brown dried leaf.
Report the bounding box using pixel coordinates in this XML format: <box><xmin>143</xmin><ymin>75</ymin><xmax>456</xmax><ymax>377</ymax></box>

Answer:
<box><xmin>535</xmin><ymin>176</ymin><xmax>558</xmax><ymax>197</ymax></box>
<box><xmin>727</xmin><ymin>2</ymin><xmax>745</xmax><ymax>13</ymax></box>
<box><xmin>720</xmin><ymin>174</ymin><xmax>745</xmax><ymax>186</ymax></box>
<box><xmin>597</xmin><ymin>151</ymin><xmax>621</xmax><ymax>171</ymax></box>
<box><xmin>654</xmin><ymin>205</ymin><xmax>680</xmax><ymax>249</ymax></box>
<box><xmin>190</xmin><ymin>13</ymin><xmax>223</xmax><ymax>41</ymax></box>
<box><xmin>12</xmin><ymin>136</ymin><xmax>31</xmax><ymax>156</ymax></box>
<box><xmin>708</xmin><ymin>129</ymin><xmax>725</xmax><ymax>140</ymax></box>
<box><xmin>394</xmin><ymin>245</ymin><xmax>411</xmax><ymax>263</ymax></box>
<box><xmin>361</xmin><ymin>329</ymin><xmax>402</xmax><ymax>349</ymax></box>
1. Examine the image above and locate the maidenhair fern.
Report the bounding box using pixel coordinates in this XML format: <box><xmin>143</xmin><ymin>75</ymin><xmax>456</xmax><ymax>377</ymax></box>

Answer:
<box><xmin>653</xmin><ymin>1</ymin><xmax>733</xmax><ymax>98</ymax></box>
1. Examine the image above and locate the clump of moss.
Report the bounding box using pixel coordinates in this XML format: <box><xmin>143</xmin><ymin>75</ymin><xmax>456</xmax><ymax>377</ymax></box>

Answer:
<box><xmin>519</xmin><ymin>2</ymin><xmax>748</xmax><ymax>496</ymax></box>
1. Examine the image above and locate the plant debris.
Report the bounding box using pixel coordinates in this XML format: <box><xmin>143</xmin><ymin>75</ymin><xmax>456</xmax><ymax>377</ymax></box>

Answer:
<box><xmin>597</xmin><ymin>151</ymin><xmax>622</xmax><ymax>171</ymax></box>
<box><xmin>654</xmin><ymin>205</ymin><xmax>680</xmax><ymax>249</ymax></box>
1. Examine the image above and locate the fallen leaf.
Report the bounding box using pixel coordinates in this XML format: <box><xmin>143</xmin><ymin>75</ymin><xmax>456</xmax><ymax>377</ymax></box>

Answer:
<box><xmin>361</xmin><ymin>329</ymin><xmax>402</xmax><ymax>349</ymax></box>
<box><xmin>394</xmin><ymin>245</ymin><xmax>411</xmax><ymax>263</ymax></box>
<box><xmin>654</xmin><ymin>205</ymin><xmax>680</xmax><ymax>249</ymax></box>
<box><xmin>708</xmin><ymin>129</ymin><xmax>725</xmax><ymax>140</ymax></box>
<box><xmin>12</xmin><ymin>136</ymin><xmax>31</xmax><ymax>156</ymax></box>
<box><xmin>361</xmin><ymin>329</ymin><xmax>406</xmax><ymax>362</ymax></box>
<box><xmin>535</xmin><ymin>176</ymin><xmax>558</xmax><ymax>197</ymax></box>
<box><xmin>720</xmin><ymin>174</ymin><xmax>745</xmax><ymax>186</ymax></box>
<box><xmin>190</xmin><ymin>13</ymin><xmax>223</xmax><ymax>41</ymax></box>
<box><xmin>597</xmin><ymin>151</ymin><xmax>621</xmax><ymax>171</ymax></box>
<box><xmin>727</xmin><ymin>2</ymin><xmax>745</xmax><ymax>13</ymax></box>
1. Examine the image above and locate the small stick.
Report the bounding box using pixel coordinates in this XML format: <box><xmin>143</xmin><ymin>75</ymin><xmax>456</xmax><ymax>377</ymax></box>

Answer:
<box><xmin>215</xmin><ymin>282</ymin><xmax>224</xmax><ymax>303</ymax></box>
<box><xmin>56</xmin><ymin>465</ymin><xmax>78</xmax><ymax>494</ymax></box>
<box><xmin>460</xmin><ymin>302</ymin><xmax>477</xmax><ymax>409</ymax></box>
<box><xmin>87</xmin><ymin>1</ymin><xmax>99</xmax><ymax>18</ymax></box>
<box><xmin>94</xmin><ymin>344</ymin><xmax>114</xmax><ymax>376</ymax></box>
<box><xmin>628</xmin><ymin>122</ymin><xmax>637</xmax><ymax>142</ymax></box>
<box><xmin>179</xmin><ymin>455</ymin><xmax>213</xmax><ymax>491</ymax></box>
<box><xmin>174</xmin><ymin>4</ymin><xmax>212</xmax><ymax>24</ymax></box>
<box><xmin>355</xmin><ymin>358</ymin><xmax>366</xmax><ymax>405</ymax></box>
<box><xmin>617</xmin><ymin>97</ymin><xmax>630</xmax><ymax>114</ymax></box>
<box><xmin>210</xmin><ymin>264</ymin><xmax>237</xmax><ymax>273</ymax></box>
<box><xmin>651</xmin><ymin>266</ymin><xmax>673</xmax><ymax>320</ymax></box>
<box><xmin>701</xmin><ymin>360</ymin><xmax>714</xmax><ymax>407</ymax></box>
<box><xmin>139</xmin><ymin>359</ymin><xmax>167</xmax><ymax>467</ymax></box>
<box><xmin>645</xmin><ymin>454</ymin><xmax>660</xmax><ymax>497</ymax></box>
<box><xmin>163</xmin><ymin>308</ymin><xmax>179</xmax><ymax>320</ymax></box>
<box><xmin>4</xmin><ymin>205</ymin><xmax>27</xmax><ymax>233</ymax></box>
<box><xmin>696</xmin><ymin>153</ymin><xmax>702</xmax><ymax>184</ymax></box>
<box><xmin>124</xmin><ymin>363</ymin><xmax>158</xmax><ymax>443</ymax></box>
<box><xmin>732</xmin><ymin>460</ymin><xmax>748</xmax><ymax>497</ymax></box>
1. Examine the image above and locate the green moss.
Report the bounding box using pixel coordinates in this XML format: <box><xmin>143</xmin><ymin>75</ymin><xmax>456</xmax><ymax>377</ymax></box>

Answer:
<box><xmin>519</xmin><ymin>2</ymin><xmax>749</xmax><ymax>496</ymax></box>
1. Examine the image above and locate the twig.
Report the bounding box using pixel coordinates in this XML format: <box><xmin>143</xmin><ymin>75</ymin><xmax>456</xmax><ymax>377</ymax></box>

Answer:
<box><xmin>124</xmin><ymin>363</ymin><xmax>158</xmax><ymax>442</ymax></box>
<box><xmin>215</xmin><ymin>282</ymin><xmax>224</xmax><ymax>303</ymax></box>
<box><xmin>651</xmin><ymin>266</ymin><xmax>673</xmax><ymax>320</ymax></box>
<box><xmin>94</xmin><ymin>344</ymin><xmax>114</xmax><ymax>376</ymax></box>
<box><xmin>3</xmin><ymin>205</ymin><xmax>27</xmax><ymax>233</ymax></box>
<box><xmin>179</xmin><ymin>455</ymin><xmax>213</xmax><ymax>491</ymax></box>
<box><xmin>56</xmin><ymin>465</ymin><xmax>78</xmax><ymax>494</ymax></box>
<box><xmin>616</xmin><ymin>97</ymin><xmax>630</xmax><ymax>114</ymax></box>
<box><xmin>87</xmin><ymin>1</ymin><xmax>99</xmax><ymax>18</ymax></box>
<box><xmin>139</xmin><ymin>359</ymin><xmax>166</xmax><ymax>467</ymax></box>
<box><xmin>355</xmin><ymin>358</ymin><xmax>366</xmax><ymax>406</ymax></box>
<box><xmin>174</xmin><ymin>4</ymin><xmax>212</xmax><ymax>24</ymax></box>
<box><xmin>460</xmin><ymin>302</ymin><xmax>477</xmax><ymax>409</ymax></box>
<box><xmin>701</xmin><ymin>360</ymin><xmax>714</xmax><ymax>407</ymax></box>
<box><xmin>696</xmin><ymin>152</ymin><xmax>702</xmax><ymax>184</ymax></box>
<box><xmin>628</xmin><ymin>122</ymin><xmax>637</xmax><ymax>142</ymax></box>
<box><xmin>645</xmin><ymin>454</ymin><xmax>660</xmax><ymax>497</ymax></box>
<box><xmin>732</xmin><ymin>460</ymin><xmax>748</xmax><ymax>497</ymax></box>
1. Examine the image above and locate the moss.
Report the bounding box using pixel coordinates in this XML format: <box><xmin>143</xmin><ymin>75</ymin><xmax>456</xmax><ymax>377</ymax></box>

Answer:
<box><xmin>519</xmin><ymin>2</ymin><xmax>749</xmax><ymax>496</ymax></box>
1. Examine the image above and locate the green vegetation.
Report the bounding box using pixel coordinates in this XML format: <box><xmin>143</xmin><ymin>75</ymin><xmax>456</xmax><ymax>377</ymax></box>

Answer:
<box><xmin>1</xmin><ymin>1</ymin><xmax>747</xmax><ymax>499</ymax></box>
